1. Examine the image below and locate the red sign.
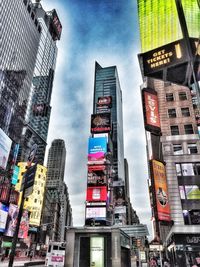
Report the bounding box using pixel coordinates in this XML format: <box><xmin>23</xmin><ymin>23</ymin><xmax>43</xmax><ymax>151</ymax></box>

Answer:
<box><xmin>86</xmin><ymin>186</ymin><xmax>107</xmax><ymax>202</ymax></box>
<box><xmin>88</xmin><ymin>165</ymin><xmax>106</xmax><ymax>172</ymax></box>
<box><xmin>151</xmin><ymin>160</ymin><xmax>171</xmax><ymax>222</ymax></box>
<box><xmin>144</xmin><ymin>91</ymin><xmax>160</xmax><ymax>128</ymax></box>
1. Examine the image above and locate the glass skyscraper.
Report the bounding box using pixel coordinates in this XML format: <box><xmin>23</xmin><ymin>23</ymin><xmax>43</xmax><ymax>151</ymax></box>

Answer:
<box><xmin>18</xmin><ymin>2</ymin><xmax>61</xmax><ymax>164</ymax></box>
<box><xmin>138</xmin><ymin>0</ymin><xmax>200</xmax><ymax>52</ymax></box>
<box><xmin>93</xmin><ymin>62</ymin><xmax>125</xmax><ymax>182</ymax></box>
<box><xmin>0</xmin><ymin>0</ymin><xmax>41</xmax><ymax>143</ymax></box>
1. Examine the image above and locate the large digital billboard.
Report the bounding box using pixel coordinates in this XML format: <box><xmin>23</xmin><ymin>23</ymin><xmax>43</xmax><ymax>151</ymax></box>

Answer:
<box><xmin>0</xmin><ymin>128</ymin><xmax>12</xmax><ymax>170</ymax></box>
<box><xmin>0</xmin><ymin>202</ymin><xmax>9</xmax><ymax>232</ymax></box>
<box><xmin>87</xmin><ymin>171</ymin><xmax>106</xmax><ymax>186</ymax></box>
<box><xmin>151</xmin><ymin>160</ymin><xmax>171</xmax><ymax>222</ymax></box>
<box><xmin>5</xmin><ymin>204</ymin><xmax>19</xmax><ymax>237</ymax></box>
<box><xmin>86</xmin><ymin>207</ymin><xmax>106</xmax><ymax>220</ymax></box>
<box><xmin>91</xmin><ymin>113</ymin><xmax>111</xmax><ymax>134</ymax></box>
<box><xmin>86</xmin><ymin>186</ymin><xmax>107</xmax><ymax>202</ymax></box>
<box><xmin>142</xmin><ymin>88</ymin><xmax>161</xmax><ymax>134</ymax></box>
<box><xmin>88</xmin><ymin>137</ymin><xmax>107</xmax><ymax>163</ymax></box>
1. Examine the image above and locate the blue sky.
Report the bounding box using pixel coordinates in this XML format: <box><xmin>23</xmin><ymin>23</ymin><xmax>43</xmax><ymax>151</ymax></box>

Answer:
<box><xmin>42</xmin><ymin>0</ymin><xmax>152</xmax><ymax>238</ymax></box>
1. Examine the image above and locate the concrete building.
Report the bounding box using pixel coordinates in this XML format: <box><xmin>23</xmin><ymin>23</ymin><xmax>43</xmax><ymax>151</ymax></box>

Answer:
<box><xmin>42</xmin><ymin>139</ymin><xmax>72</xmax><ymax>241</ymax></box>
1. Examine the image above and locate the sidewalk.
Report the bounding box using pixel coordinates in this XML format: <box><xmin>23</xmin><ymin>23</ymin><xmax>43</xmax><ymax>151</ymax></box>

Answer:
<box><xmin>0</xmin><ymin>256</ymin><xmax>45</xmax><ymax>267</ymax></box>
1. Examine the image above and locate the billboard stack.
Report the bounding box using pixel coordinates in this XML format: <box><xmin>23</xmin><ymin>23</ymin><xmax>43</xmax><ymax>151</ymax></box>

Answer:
<box><xmin>85</xmin><ymin>96</ymin><xmax>114</xmax><ymax>226</ymax></box>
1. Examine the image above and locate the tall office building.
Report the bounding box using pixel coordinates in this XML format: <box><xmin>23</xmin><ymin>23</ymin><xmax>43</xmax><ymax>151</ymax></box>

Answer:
<box><xmin>85</xmin><ymin>62</ymin><xmax>127</xmax><ymax>227</ymax></box>
<box><xmin>138</xmin><ymin>1</ymin><xmax>200</xmax><ymax>265</ymax></box>
<box><xmin>93</xmin><ymin>62</ymin><xmax>125</xmax><ymax>181</ymax></box>
<box><xmin>0</xmin><ymin>0</ymin><xmax>41</xmax><ymax>143</ymax></box>
<box><xmin>42</xmin><ymin>139</ymin><xmax>72</xmax><ymax>241</ymax></box>
<box><xmin>138</xmin><ymin>0</ymin><xmax>200</xmax><ymax>52</ymax></box>
<box><xmin>18</xmin><ymin>1</ymin><xmax>62</xmax><ymax>164</ymax></box>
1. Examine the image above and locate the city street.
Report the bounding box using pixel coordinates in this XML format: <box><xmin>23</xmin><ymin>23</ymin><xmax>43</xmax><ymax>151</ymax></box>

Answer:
<box><xmin>0</xmin><ymin>257</ymin><xmax>45</xmax><ymax>267</ymax></box>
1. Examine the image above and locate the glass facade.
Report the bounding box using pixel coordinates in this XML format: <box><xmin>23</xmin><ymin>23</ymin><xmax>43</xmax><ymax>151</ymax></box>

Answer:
<box><xmin>0</xmin><ymin>0</ymin><xmax>41</xmax><ymax>143</ymax></box>
<box><xmin>18</xmin><ymin>3</ymin><xmax>59</xmax><ymax>164</ymax></box>
<box><xmin>137</xmin><ymin>0</ymin><xmax>200</xmax><ymax>52</ymax></box>
<box><xmin>93</xmin><ymin>62</ymin><xmax>125</xmax><ymax>181</ymax></box>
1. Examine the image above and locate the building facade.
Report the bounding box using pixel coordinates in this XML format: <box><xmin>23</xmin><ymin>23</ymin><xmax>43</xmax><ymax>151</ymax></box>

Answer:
<box><xmin>138</xmin><ymin>0</ymin><xmax>200</xmax><ymax>265</ymax></box>
<box><xmin>42</xmin><ymin>139</ymin><xmax>72</xmax><ymax>242</ymax></box>
<box><xmin>18</xmin><ymin>1</ymin><xmax>62</xmax><ymax>165</ymax></box>
<box><xmin>0</xmin><ymin>0</ymin><xmax>41</xmax><ymax>144</ymax></box>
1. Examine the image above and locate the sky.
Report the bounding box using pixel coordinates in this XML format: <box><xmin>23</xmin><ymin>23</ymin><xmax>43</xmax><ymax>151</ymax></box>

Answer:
<box><xmin>41</xmin><ymin>0</ymin><xmax>152</xmax><ymax>238</ymax></box>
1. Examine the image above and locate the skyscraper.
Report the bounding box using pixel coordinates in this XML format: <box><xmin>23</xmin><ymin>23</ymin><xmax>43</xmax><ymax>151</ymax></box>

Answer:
<box><xmin>93</xmin><ymin>62</ymin><xmax>125</xmax><ymax>182</ymax></box>
<box><xmin>18</xmin><ymin>1</ymin><xmax>62</xmax><ymax>164</ymax></box>
<box><xmin>138</xmin><ymin>0</ymin><xmax>200</xmax><ymax>265</ymax></box>
<box><xmin>0</xmin><ymin>0</ymin><xmax>41</xmax><ymax>143</ymax></box>
<box><xmin>42</xmin><ymin>139</ymin><xmax>72</xmax><ymax>241</ymax></box>
<box><xmin>138</xmin><ymin>0</ymin><xmax>200</xmax><ymax>52</ymax></box>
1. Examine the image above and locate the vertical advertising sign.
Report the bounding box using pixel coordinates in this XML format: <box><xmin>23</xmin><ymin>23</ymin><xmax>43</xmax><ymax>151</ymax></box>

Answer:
<box><xmin>90</xmin><ymin>237</ymin><xmax>104</xmax><ymax>267</ymax></box>
<box><xmin>142</xmin><ymin>89</ymin><xmax>161</xmax><ymax>134</ymax></box>
<box><xmin>151</xmin><ymin>160</ymin><xmax>171</xmax><ymax>221</ymax></box>
<box><xmin>91</xmin><ymin>113</ymin><xmax>111</xmax><ymax>133</ymax></box>
<box><xmin>86</xmin><ymin>186</ymin><xmax>107</xmax><ymax>202</ymax></box>
<box><xmin>0</xmin><ymin>202</ymin><xmax>9</xmax><ymax>232</ymax></box>
<box><xmin>88</xmin><ymin>137</ymin><xmax>107</xmax><ymax>163</ymax></box>
<box><xmin>18</xmin><ymin>209</ymin><xmax>29</xmax><ymax>239</ymax></box>
<box><xmin>4</xmin><ymin>204</ymin><xmax>19</xmax><ymax>237</ymax></box>
<box><xmin>0</xmin><ymin>128</ymin><xmax>12</xmax><ymax>170</ymax></box>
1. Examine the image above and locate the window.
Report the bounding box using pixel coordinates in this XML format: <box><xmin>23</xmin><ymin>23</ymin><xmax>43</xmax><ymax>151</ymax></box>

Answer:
<box><xmin>168</xmin><ymin>108</ymin><xmax>176</xmax><ymax>118</ymax></box>
<box><xmin>176</xmin><ymin>163</ymin><xmax>200</xmax><ymax>176</ymax></box>
<box><xmin>166</xmin><ymin>93</ymin><xmax>174</xmax><ymax>102</ymax></box>
<box><xmin>188</xmin><ymin>143</ymin><xmax>198</xmax><ymax>154</ymax></box>
<box><xmin>181</xmin><ymin>107</ymin><xmax>190</xmax><ymax>117</ymax></box>
<box><xmin>173</xmin><ymin>144</ymin><xmax>183</xmax><ymax>155</ymax></box>
<box><xmin>179</xmin><ymin>92</ymin><xmax>187</xmax><ymax>100</ymax></box>
<box><xmin>171</xmin><ymin>125</ymin><xmax>179</xmax><ymax>135</ymax></box>
<box><xmin>184</xmin><ymin>124</ymin><xmax>194</xmax><ymax>134</ymax></box>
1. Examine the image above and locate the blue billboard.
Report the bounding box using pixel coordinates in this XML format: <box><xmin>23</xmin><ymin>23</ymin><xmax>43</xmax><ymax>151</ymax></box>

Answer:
<box><xmin>88</xmin><ymin>137</ymin><xmax>107</xmax><ymax>162</ymax></box>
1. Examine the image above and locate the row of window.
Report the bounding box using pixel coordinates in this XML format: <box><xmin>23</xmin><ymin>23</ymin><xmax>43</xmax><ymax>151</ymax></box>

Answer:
<box><xmin>173</xmin><ymin>143</ymin><xmax>198</xmax><ymax>155</ymax></box>
<box><xmin>176</xmin><ymin>163</ymin><xmax>200</xmax><ymax>176</ymax></box>
<box><xmin>171</xmin><ymin>124</ymin><xmax>194</xmax><ymax>135</ymax></box>
<box><xmin>168</xmin><ymin>107</ymin><xmax>190</xmax><ymax>118</ymax></box>
<box><xmin>166</xmin><ymin>92</ymin><xmax>187</xmax><ymax>102</ymax></box>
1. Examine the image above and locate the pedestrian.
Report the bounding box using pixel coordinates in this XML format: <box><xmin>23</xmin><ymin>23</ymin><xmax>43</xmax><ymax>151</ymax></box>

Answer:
<box><xmin>1</xmin><ymin>252</ymin><xmax>5</xmax><ymax>262</ymax></box>
<box><xmin>29</xmin><ymin>250</ymin><xmax>33</xmax><ymax>261</ymax></box>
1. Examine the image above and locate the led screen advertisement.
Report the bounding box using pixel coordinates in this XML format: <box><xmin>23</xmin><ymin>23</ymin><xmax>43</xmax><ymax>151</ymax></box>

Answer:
<box><xmin>0</xmin><ymin>202</ymin><xmax>9</xmax><ymax>232</ymax></box>
<box><xmin>151</xmin><ymin>160</ymin><xmax>171</xmax><ymax>222</ymax></box>
<box><xmin>0</xmin><ymin>128</ymin><xmax>12</xmax><ymax>170</ymax></box>
<box><xmin>88</xmin><ymin>137</ymin><xmax>107</xmax><ymax>163</ymax></box>
<box><xmin>91</xmin><ymin>113</ymin><xmax>111</xmax><ymax>133</ymax></box>
<box><xmin>142</xmin><ymin>88</ymin><xmax>161</xmax><ymax>134</ymax></box>
<box><xmin>86</xmin><ymin>206</ymin><xmax>106</xmax><ymax>220</ymax></box>
<box><xmin>90</xmin><ymin>237</ymin><xmax>104</xmax><ymax>267</ymax></box>
<box><xmin>87</xmin><ymin>171</ymin><xmax>106</xmax><ymax>185</ymax></box>
<box><xmin>97</xmin><ymin>96</ymin><xmax>112</xmax><ymax>106</ymax></box>
<box><xmin>4</xmin><ymin>204</ymin><xmax>19</xmax><ymax>237</ymax></box>
<box><xmin>86</xmin><ymin>186</ymin><xmax>107</xmax><ymax>202</ymax></box>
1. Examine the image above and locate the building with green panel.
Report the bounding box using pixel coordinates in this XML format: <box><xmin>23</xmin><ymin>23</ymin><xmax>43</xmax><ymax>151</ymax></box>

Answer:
<box><xmin>138</xmin><ymin>0</ymin><xmax>200</xmax><ymax>52</ymax></box>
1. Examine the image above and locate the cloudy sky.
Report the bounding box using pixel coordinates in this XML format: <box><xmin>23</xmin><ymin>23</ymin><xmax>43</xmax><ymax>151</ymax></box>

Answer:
<box><xmin>41</xmin><ymin>0</ymin><xmax>152</xmax><ymax>238</ymax></box>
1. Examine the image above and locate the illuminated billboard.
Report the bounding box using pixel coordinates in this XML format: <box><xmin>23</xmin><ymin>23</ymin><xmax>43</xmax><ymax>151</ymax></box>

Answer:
<box><xmin>86</xmin><ymin>186</ymin><xmax>107</xmax><ymax>202</ymax></box>
<box><xmin>5</xmin><ymin>204</ymin><xmax>19</xmax><ymax>237</ymax></box>
<box><xmin>87</xmin><ymin>171</ymin><xmax>106</xmax><ymax>185</ymax></box>
<box><xmin>88</xmin><ymin>165</ymin><xmax>106</xmax><ymax>172</ymax></box>
<box><xmin>11</xmin><ymin>165</ymin><xmax>19</xmax><ymax>185</ymax></box>
<box><xmin>142</xmin><ymin>88</ymin><xmax>161</xmax><ymax>134</ymax></box>
<box><xmin>0</xmin><ymin>128</ymin><xmax>12</xmax><ymax>170</ymax></box>
<box><xmin>90</xmin><ymin>237</ymin><xmax>104</xmax><ymax>267</ymax></box>
<box><xmin>151</xmin><ymin>160</ymin><xmax>171</xmax><ymax>222</ymax></box>
<box><xmin>97</xmin><ymin>96</ymin><xmax>112</xmax><ymax>106</ymax></box>
<box><xmin>0</xmin><ymin>203</ymin><xmax>8</xmax><ymax>232</ymax></box>
<box><xmin>88</xmin><ymin>137</ymin><xmax>107</xmax><ymax>163</ymax></box>
<box><xmin>50</xmin><ymin>9</ymin><xmax>62</xmax><ymax>41</ymax></box>
<box><xmin>139</xmin><ymin>38</ymin><xmax>200</xmax><ymax>86</ymax></box>
<box><xmin>18</xmin><ymin>210</ymin><xmax>29</xmax><ymax>239</ymax></box>
<box><xmin>86</xmin><ymin>206</ymin><xmax>106</xmax><ymax>220</ymax></box>
<box><xmin>91</xmin><ymin>113</ymin><xmax>111</xmax><ymax>133</ymax></box>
